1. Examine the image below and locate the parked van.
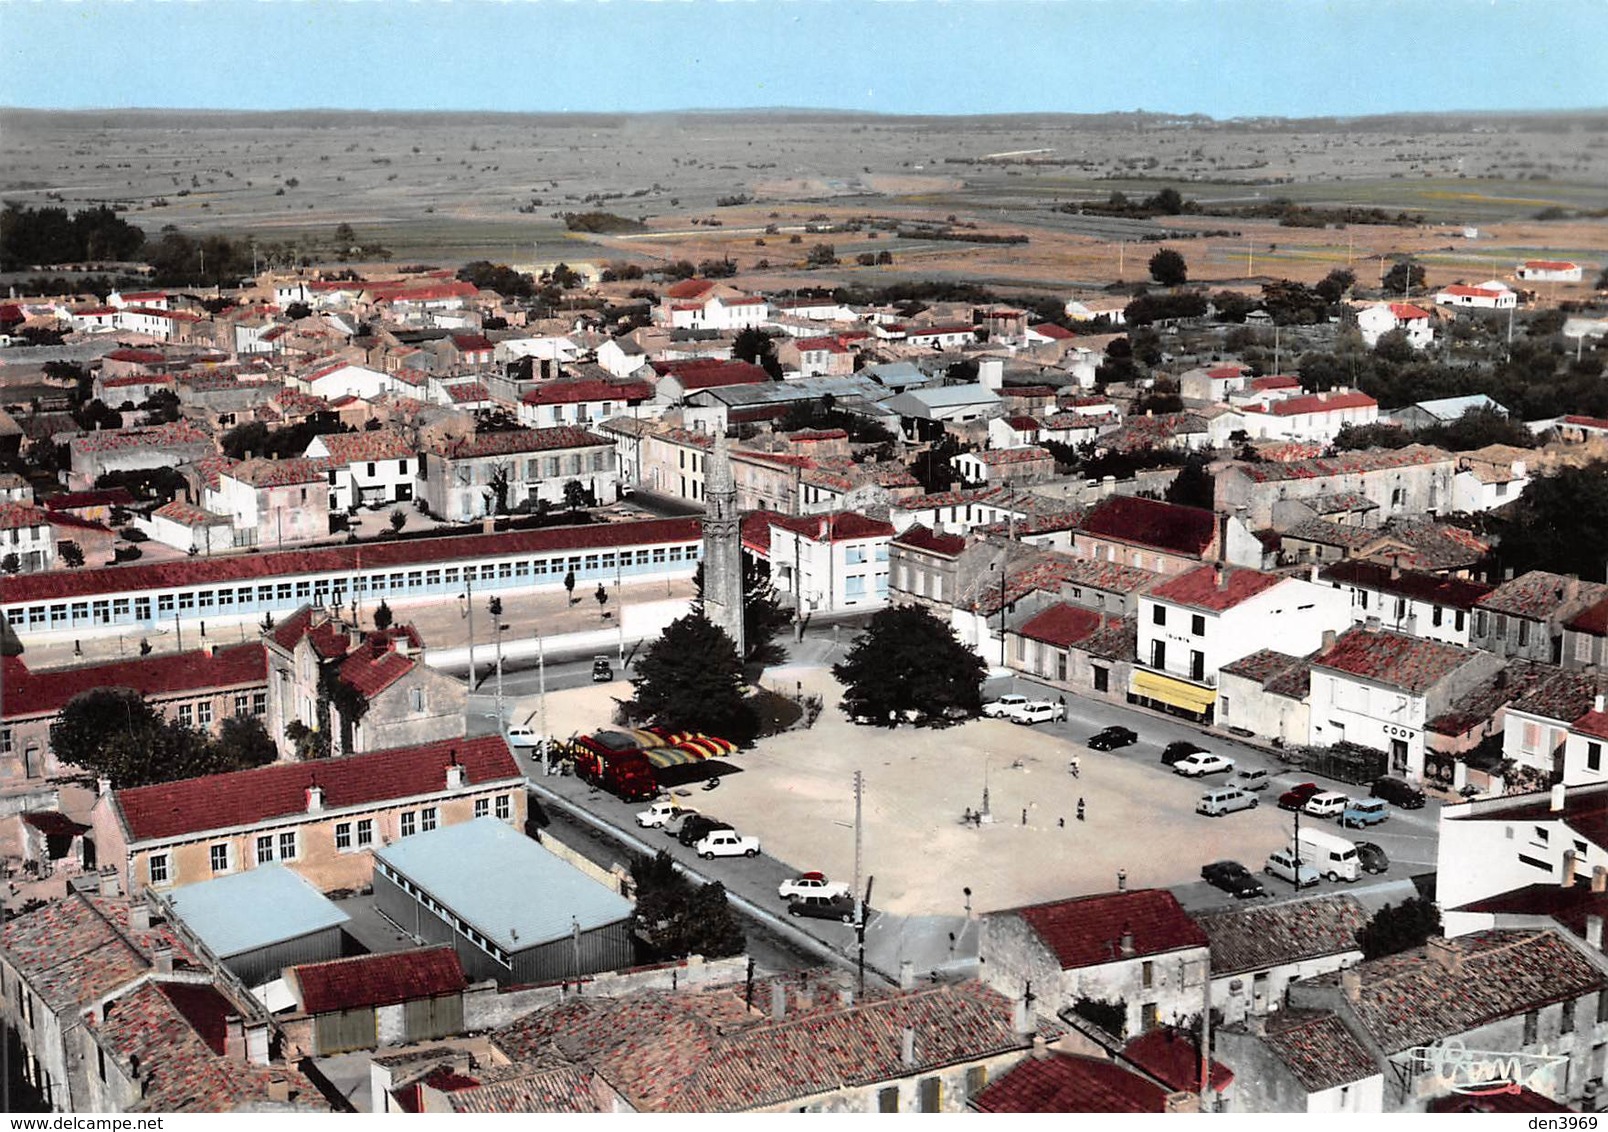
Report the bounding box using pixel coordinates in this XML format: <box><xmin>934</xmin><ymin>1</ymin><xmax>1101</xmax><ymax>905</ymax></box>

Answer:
<box><xmin>1264</xmin><ymin>847</ymin><xmax>1320</xmax><ymax>888</ymax></box>
<box><xmin>1371</xmin><ymin>776</ymin><xmax>1426</xmax><ymax>809</ymax></box>
<box><xmin>1232</xmin><ymin>768</ymin><xmax>1270</xmax><ymax>792</ymax></box>
<box><xmin>1197</xmin><ymin>786</ymin><xmax>1259</xmax><ymax>817</ymax></box>
<box><xmin>1341</xmin><ymin>798</ymin><xmax>1389</xmax><ymax>829</ymax></box>
<box><xmin>1292</xmin><ymin>828</ymin><xmax>1361</xmax><ymax>882</ymax></box>
<box><xmin>1302</xmin><ymin>791</ymin><xmax>1349</xmax><ymax>820</ymax></box>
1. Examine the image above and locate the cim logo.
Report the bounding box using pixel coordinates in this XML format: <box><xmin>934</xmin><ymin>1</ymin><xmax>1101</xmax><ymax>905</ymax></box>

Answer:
<box><xmin>1411</xmin><ymin>1040</ymin><xmax>1568</xmax><ymax>1097</ymax></box>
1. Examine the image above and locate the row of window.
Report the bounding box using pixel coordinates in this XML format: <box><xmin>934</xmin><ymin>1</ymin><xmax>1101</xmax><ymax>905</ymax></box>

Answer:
<box><xmin>6</xmin><ymin>545</ymin><xmax>701</xmax><ymax>630</ymax></box>
<box><xmin>1151</xmin><ymin>605</ymin><xmax>1208</xmax><ymax>636</ymax></box>
<box><xmin>380</xmin><ymin>860</ymin><xmax>512</xmax><ymax>966</ymax></box>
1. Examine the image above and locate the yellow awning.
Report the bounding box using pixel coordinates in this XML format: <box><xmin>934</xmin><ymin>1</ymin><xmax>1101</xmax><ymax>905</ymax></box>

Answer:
<box><xmin>1131</xmin><ymin>670</ymin><xmax>1218</xmax><ymax>713</ymax></box>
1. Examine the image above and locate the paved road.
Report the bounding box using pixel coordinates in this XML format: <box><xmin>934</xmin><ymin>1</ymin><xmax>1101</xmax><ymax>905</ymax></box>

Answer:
<box><xmin>990</xmin><ymin>671</ymin><xmax>1441</xmax><ymax>915</ymax></box>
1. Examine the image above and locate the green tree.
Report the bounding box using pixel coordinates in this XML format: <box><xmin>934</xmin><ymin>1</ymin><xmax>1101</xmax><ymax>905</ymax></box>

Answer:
<box><xmin>2</xmin><ymin>553</ymin><xmax>20</xmax><ymax>575</ymax></box>
<box><xmin>48</xmin><ymin>688</ymin><xmax>254</xmax><ymax>788</ymax></box>
<box><xmin>389</xmin><ymin>507</ymin><xmax>406</xmax><ymax>534</ymax></box>
<box><xmin>627</xmin><ymin>851</ymin><xmax>745</xmax><ymax>959</ymax></box>
<box><xmin>1492</xmin><ymin>463</ymin><xmax>1608</xmax><ymax>579</ymax></box>
<box><xmin>1422</xmin><ymin>406</ymin><xmax>1535</xmax><ymax>452</ymax></box>
<box><xmin>691</xmin><ymin>556</ymin><xmax>792</xmax><ymax>665</ymax></box>
<box><xmin>373</xmin><ymin>598</ymin><xmax>394</xmax><ymax>631</ymax></box>
<box><xmin>806</xmin><ymin>243</ymin><xmax>838</xmax><ymax>267</ymax></box>
<box><xmin>833</xmin><ymin>605</ymin><xmax>987</xmax><ymax>726</ymax></box>
<box><xmin>631</xmin><ymin>614</ymin><xmax>757</xmax><ymax>744</ymax></box>
<box><xmin>210</xmin><ymin>714</ymin><xmax>278</xmax><ymax>771</ymax></box>
<box><xmin>1315</xmin><ymin>267</ymin><xmax>1356</xmax><ymax>304</ymax></box>
<box><xmin>563</xmin><ymin>480</ymin><xmax>588</xmax><ymax>512</ymax></box>
<box><xmin>564</xmin><ymin>569</ymin><xmax>576</xmax><ymax>604</ymax></box>
<box><xmin>1332</xmin><ymin>422</ymin><xmax>1414</xmax><ymax>451</ymax></box>
<box><xmin>1165</xmin><ymin>455</ymin><xmax>1216</xmax><ymax>509</ymax></box>
<box><xmin>1358</xmin><ymin>897</ymin><xmax>1441</xmax><ymax>960</ymax></box>
<box><xmin>1148</xmin><ymin>248</ymin><xmax>1188</xmax><ymax>287</ymax></box>
<box><xmin>1381</xmin><ymin>259</ymin><xmax>1426</xmax><ymax>296</ymax></box>
<box><xmin>58</xmin><ymin>541</ymin><xmax>84</xmax><ymax>568</ymax></box>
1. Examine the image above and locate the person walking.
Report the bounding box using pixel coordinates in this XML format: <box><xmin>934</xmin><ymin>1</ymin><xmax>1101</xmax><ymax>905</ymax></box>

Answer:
<box><xmin>1077</xmin><ymin>797</ymin><xmax>1086</xmax><ymax>822</ymax></box>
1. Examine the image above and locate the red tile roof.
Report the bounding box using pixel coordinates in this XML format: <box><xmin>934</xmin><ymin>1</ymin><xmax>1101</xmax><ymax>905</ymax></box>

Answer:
<box><xmin>1255</xmin><ymin>1009</ymin><xmax>1380</xmax><ymax>1093</ymax></box>
<box><xmin>891</xmin><ymin>523</ymin><xmax>967</xmax><ymax>557</ymax></box>
<box><xmin>336</xmin><ymin>639</ymin><xmax>415</xmax><ymax>697</ymax></box>
<box><xmin>1388</xmin><ymin>303</ymin><xmax>1432</xmax><ymax>321</ymax></box>
<box><xmin>650</xmin><ymin>359</ymin><xmax>771</xmax><ymax>391</ymax></box>
<box><xmin>1248</xmin><ymin>374</ymin><xmax>1300</xmax><ymax>391</ymax></box>
<box><xmin>1017</xmin><ymin>603</ymin><xmax>1105</xmax><ymax>648</ymax></box>
<box><xmin>0</xmin><ymin>517</ymin><xmax>701</xmax><ymax>605</ymax></box>
<box><xmin>1567</xmin><ymin>597</ymin><xmax>1608</xmax><ymax>637</ymax></box>
<box><xmin>1247</xmin><ymin>391</ymin><xmax>1376</xmax><ymax>417</ymax></box>
<box><xmin>1320</xmin><ymin>559</ymin><xmax>1493</xmax><ymax>609</ymax></box>
<box><xmin>313</xmin><ymin>429</ymin><xmax>413</xmax><ymax>464</ymax></box>
<box><xmin>451</xmin><ymin>334</ymin><xmax>494</xmax><ymax>352</ymax></box>
<box><xmin>1</xmin><ymin>644</ymin><xmax>266</xmax><ymax>722</ymax></box>
<box><xmin>291</xmin><ymin>946</ymin><xmax>466</xmax><ymax>1014</ymax></box>
<box><xmin>971</xmin><ymin>1054</ymin><xmax>1168</xmax><ymax>1113</ymax></box>
<box><xmin>1312</xmin><ymin>625</ymin><xmax>1481</xmax><ymax>693</ymax></box>
<box><xmin>1430</xmin><ymin>1088</ymin><xmax>1576</xmax><ymax>1114</ymax></box>
<box><xmin>114</xmin><ymin>735</ymin><xmax>522</xmax><ymax>842</ymax></box>
<box><xmin>664</xmin><ymin>278</ymin><xmax>717</xmax><ymax>300</ymax></box>
<box><xmin>1147</xmin><ymin>565</ymin><xmax>1284</xmax><ymax>612</ymax></box>
<box><xmin>1009</xmin><ymin>889</ymin><xmax>1208</xmax><ymax>971</ymax></box>
<box><xmin>751</xmin><ymin>510</ymin><xmax>894</xmax><ymax>545</ymax></box>
<box><xmin>1078</xmin><ymin>495</ymin><xmax>1216</xmax><ymax>558</ymax></box>
<box><xmin>42</xmin><ymin>488</ymin><xmax>137</xmax><ymax>512</ymax></box>
<box><xmin>1522</xmin><ymin>260</ymin><xmax>1578</xmax><ymax>272</ymax></box>
<box><xmin>1029</xmin><ymin>322</ymin><xmax>1076</xmax><ymax>341</ymax></box>
<box><xmin>435</xmin><ymin>426</ymin><xmax>611</xmax><ymax>460</ymax></box>
<box><xmin>0</xmin><ymin>502</ymin><xmax>49</xmax><ymax>531</ymax></box>
<box><xmin>444</xmin><ymin>381</ymin><xmax>491</xmax><ymax>404</ymax></box>
<box><xmin>1122</xmin><ymin>1028</ymin><xmax>1233</xmax><ymax>1093</ymax></box>
<box><xmin>1440</xmin><ymin>285</ymin><xmax>1508</xmax><ymax>299</ymax></box>
<box><xmin>1562</xmin><ymin>414</ymin><xmax>1608</xmax><ymax>432</ymax></box>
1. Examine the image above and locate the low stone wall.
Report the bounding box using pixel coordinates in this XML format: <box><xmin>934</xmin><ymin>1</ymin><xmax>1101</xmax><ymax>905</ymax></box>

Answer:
<box><xmin>463</xmin><ymin>953</ymin><xmax>749</xmax><ymax>1031</ymax></box>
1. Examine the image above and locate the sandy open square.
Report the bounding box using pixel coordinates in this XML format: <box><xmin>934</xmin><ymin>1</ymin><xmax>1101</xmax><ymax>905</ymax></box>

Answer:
<box><xmin>525</xmin><ymin>666</ymin><xmax>1298</xmax><ymax>917</ymax></box>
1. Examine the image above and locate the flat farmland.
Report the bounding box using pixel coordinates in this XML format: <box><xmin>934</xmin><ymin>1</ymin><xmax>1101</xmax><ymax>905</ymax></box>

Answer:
<box><xmin>4</xmin><ymin>108</ymin><xmax>1606</xmax><ymax>294</ymax></box>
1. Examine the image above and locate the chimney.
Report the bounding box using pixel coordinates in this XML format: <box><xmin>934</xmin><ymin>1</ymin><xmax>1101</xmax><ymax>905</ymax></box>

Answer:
<box><xmin>98</xmin><ymin>867</ymin><xmax>123</xmax><ymax>898</ymax></box>
<box><xmin>899</xmin><ymin>959</ymin><xmax>916</xmax><ymax>990</ymax></box>
<box><xmin>1012</xmin><ymin>995</ymin><xmax>1034</xmax><ymax>1038</ymax></box>
<box><xmin>1364</xmin><ymin>616</ymin><xmax>1381</xmax><ymax>633</ymax></box>
<box><xmin>1340</xmin><ymin>967</ymin><xmax>1362</xmax><ymax>1004</ymax></box>
<box><xmin>769</xmin><ymin>981</ymin><xmax>786</xmax><ymax>1020</ymax></box>
<box><xmin>224</xmin><ymin>1015</ymin><xmax>247</xmax><ymax>1062</ymax></box>
<box><xmin>1425</xmin><ymin>936</ymin><xmax>1462</xmax><ymax>975</ymax></box>
<box><xmin>1119</xmin><ymin>923</ymin><xmax>1136</xmax><ymax>958</ymax></box>
<box><xmin>306</xmin><ymin>781</ymin><xmax>324</xmax><ymax>813</ymax></box>
<box><xmin>128</xmin><ymin>901</ymin><xmax>150</xmax><ymax>933</ymax></box>
<box><xmin>1597</xmin><ymin>693</ymin><xmax>1606</xmax><ymax>714</ymax></box>
<box><xmin>901</xmin><ymin>1027</ymin><xmax>917</xmax><ymax>1068</ymax></box>
<box><xmin>1550</xmin><ymin>783</ymin><xmax>1567</xmax><ymax>813</ymax></box>
<box><xmin>98</xmin><ymin>776</ymin><xmax>114</xmax><ymax>798</ymax></box>
<box><xmin>1247</xmin><ymin>1012</ymin><xmax>1268</xmax><ymax>1037</ymax></box>
<box><xmin>1308</xmin><ymin>563</ymin><xmax>1319</xmax><ymax>583</ymax></box>
<box><xmin>1587</xmin><ymin>915</ymin><xmax>1604</xmax><ymax>951</ymax></box>
<box><xmin>347</xmin><ymin>622</ymin><xmax>363</xmax><ymax>649</ymax></box>
<box><xmin>1389</xmin><ymin>560</ymin><xmax>1401</xmax><ymax>580</ymax></box>
<box><xmin>266</xmin><ymin>1078</ymin><xmax>290</xmax><ymax>1103</ymax></box>
<box><xmin>1215</xmin><ymin>565</ymin><xmax>1228</xmax><ymax>591</ymax></box>
<box><xmin>1117</xmin><ymin>868</ymin><xmax>1128</xmax><ymax>892</ymax></box>
<box><xmin>1321</xmin><ymin>628</ymin><xmax>1337</xmax><ymax>650</ymax></box>
<box><xmin>152</xmin><ymin>944</ymin><xmax>172</xmax><ymax>974</ymax></box>
<box><xmin>1593</xmin><ymin>866</ymin><xmax>1607</xmax><ymax>894</ymax></box>
<box><xmin>446</xmin><ymin>754</ymin><xmax>466</xmax><ymax>790</ymax></box>
<box><xmin>1563</xmin><ymin>850</ymin><xmax>1580</xmax><ymax>888</ymax></box>
<box><xmin>246</xmin><ymin>1021</ymin><xmax>270</xmax><ymax>1066</ymax></box>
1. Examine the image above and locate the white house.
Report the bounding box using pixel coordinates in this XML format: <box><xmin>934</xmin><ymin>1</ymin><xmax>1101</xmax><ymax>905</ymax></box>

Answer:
<box><xmin>1307</xmin><ymin>624</ymin><xmax>1504</xmax><ymax>781</ymax></box>
<box><xmin>1317</xmin><ymin>560</ymin><xmax>1492</xmax><ymax>647</ymax></box>
<box><xmin>1433</xmin><ymin>282</ymin><xmax>1516</xmax><ymax>310</ymax></box>
<box><xmin>62</xmin><ymin>305</ymin><xmax>119</xmax><ymax>333</ymax></box>
<box><xmin>293</xmin><ymin>362</ymin><xmax>392</xmax><ymax>401</ymax></box>
<box><xmin>1517</xmin><ymin>260</ymin><xmax>1584</xmax><ymax>283</ymax></box>
<box><xmin>0</xmin><ymin>502</ymin><xmax>54</xmax><ymax>573</ymax></box>
<box><xmin>207</xmin><ymin>458</ymin><xmax>331</xmax><ymax>549</ymax></box>
<box><xmin>1500</xmin><ymin>671</ymin><xmax>1608</xmax><ymax>787</ymax></box>
<box><xmin>1239</xmin><ymin>390</ymin><xmax>1378</xmax><ymax>444</ymax></box>
<box><xmin>1357</xmin><ymin>303</ymin><xmax>1433</xmax><ymax>349</ymax></box>
<box><xmin>1198</xmin><ymin>895</ymin><xmax>1369</xmax><ymax>1026</ymax></box>
<box><xmin>1436</xmin><ymin>781</ymin><xmax>1608</xmax><ymax>918</ymax></box>
<box><xmin>902</xmin><ymin>324</ymin><xmax>976</xmax><ymax>350</ymax></box>
<box><xmin>668</xmin><ymin>294</ymin><xmax>770</xmax><ymax>332</ymax></box>
<box><xmin>1451</xmin><ymin>450</ymin><xmax>1531</xmax><ymax>513</ymax></box>
<box><xmin>516</xmin><ymin>378</ymin><xmax>655</xmax><ymax>430</ymax></box>
<box><xmin>1132</xmin><ymin>565</ymin><xmax>1352</xmax><ymax>724</ymax></box>
<box><xmin>1064</xmin><ymin>298</ymin><xmax>1127</xmax><ymax>325</ymax></box>
<box><xmin>416</xmin><ymin>427</ymin><xmax>619</xmax><ymax>522</ymax></box>
<box><xmin>743</xmin><ymin>511</ymin><xmax>894</xmax><ymax>615</ymax></box>
<box><xmin>303</xmin><ymin>429</ymin><xmax>417</xmax><ymax>511</ymax></box>
<box><xmin>493</xmin><ymin>335</ymin><xmax>581</xmax><ymax>365</ymax></box>
<box><xmin>981</xmin><ymin>889</ymin><xmax>1210</xmax><ymax>1039</ymax></box>
<box><xmin>595</xmin><ymin>337</ymin><xmax>650</xmax><ymax>379</ymax></box>
<box><xmin>952</xmin><ymin>446</ymin><xmax>1056</xmax><ymax>486</ymax></box>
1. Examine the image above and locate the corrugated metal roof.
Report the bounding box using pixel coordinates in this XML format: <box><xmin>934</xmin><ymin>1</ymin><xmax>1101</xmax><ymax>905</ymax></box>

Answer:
<box><xmin>166</xmin><ymin>865</ymin><xmax>350</xmax><ymax>958</ymax></box>
<box><xmin>375</xmin><ymin>818</ymin><xmax>632</xmax><ymax>951</ymax></box>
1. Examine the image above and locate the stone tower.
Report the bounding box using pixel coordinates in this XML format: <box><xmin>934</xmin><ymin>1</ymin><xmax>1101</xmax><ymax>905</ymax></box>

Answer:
<box><xmin>701</xmin><ymin>430</ymin><xmax>746</xmax><ymax>659</ymax></box>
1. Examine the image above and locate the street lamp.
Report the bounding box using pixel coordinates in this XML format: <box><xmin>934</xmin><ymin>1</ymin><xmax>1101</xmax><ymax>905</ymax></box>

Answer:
<box><xmin>458</xmin><ymin>571</ymin><xmax>477</xmax><ymax>689</ymax></box>
<box><xmin>489</xmin><ymin>595</ymin><xmax>506</xmax><ymax>735</ymax></box>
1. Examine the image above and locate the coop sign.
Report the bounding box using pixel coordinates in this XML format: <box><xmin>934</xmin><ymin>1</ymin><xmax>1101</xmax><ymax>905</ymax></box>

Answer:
<box><xmin>1410</xmin><ymin>1040</ymin><xmax>1567</xmax><ymax>1096</ymax></box>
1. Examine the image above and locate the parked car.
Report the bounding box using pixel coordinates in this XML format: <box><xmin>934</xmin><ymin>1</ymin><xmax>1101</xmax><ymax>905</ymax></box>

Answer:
<box><xmin>1264</xmin><ymin>847</ymin><xmax>1321</xmax><ymax>888</ymax></box>
<box><xmin>505</xmin><ymin>726</ymin><xmax>544</xmax><ymax>749</ymax></box>
<box><xmin>1354</xmin><ymin>841</ymin><xmax>1391</xmax><ymax>874</ymax></box>
<box><xmin>1013</xmin><ymin>701</ymin><xmax>1067</xmax><ymax>726</ymax></box>
<box><xmin>1371</xmin><ymin>776</ymin><xmax>1426</xmax><ymax>809</ymax></box>
<box><xmin>677</xmin><ymin>816</ymin><xmax>732</xmax><ymax>847</ymax></box>
<box><xmin>1161</xmin><ymin>740</ymin><xmax>1209</xmax><ymax>766</ymax></box>
<box><xmin>592</xmin><ymin>655</ymin><xmax>614</xmax><ymax>683</ymax></box>
<box><xmin>696</xmin><ymin>829</ymin><xmax>761</xmax><ymax>859</ymax></box>
<box><xmin>1232</xmin><ymin>768</ymin><xmax>1271</xmax><ymax>792</ymax></box>
<box><xmin>1278</xmin><ymin>782</ymin><xmax>1322</xmax><ymax>811</ymax></box>
<box><xmin>1341</xmin><ymin>798</ymin><xmax>1390</xmax><ymax>829</ymax></box>
<box><xmin>1087</xmin><ymin>726</ymin><xmax>1139</xmax><ymax>751</ymax></box>
<box><xmin>1302</xmin><ymin>791</ymin><xmax>1349</xmax><ymax>820</ymax></box>
<box><xmin>982</xmin><ymin>694</ymin><xmax>1031</xmax><ymax>719</ymax></box>
<box><xmin>788</xmin><ymin>893</ymin><xmax>860</xmax><ymax>923</ymax></box>
<box><xmin>635</xmin><ymin>800</ymin><xmax>688</xmax><ymax>829</ymax></box>
<box><xmin>1173</xmin><ymin>752</ymin><xmax>1235</xmax><ymax>778</ymax></box>
<box><xmin>1197</xmin><ymin>786</ymin><xmax>1258</xmax><ymax>816</ymax></box>
<box><xmin>1201</xmin><ymin>860</ymin><xmax>1267</xmax><ymax>899</ymax></box>
<box><xmin>778</xmin><ymin>872</ymin><xmax>851</xmax><ymax>901</ymax></box>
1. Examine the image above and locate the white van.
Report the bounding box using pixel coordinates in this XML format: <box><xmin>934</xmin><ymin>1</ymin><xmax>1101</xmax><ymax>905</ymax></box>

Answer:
<box><xmin>1293</xmin><ymin>828</ymin><xmax>1361</xmax><ymax>882</ymax></box>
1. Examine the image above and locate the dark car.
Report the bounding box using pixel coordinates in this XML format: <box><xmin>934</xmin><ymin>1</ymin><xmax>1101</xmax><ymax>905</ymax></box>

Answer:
<box><xmin>1355</xmin><ymin>841</ymin><xmax>1390</xmax><ymax>874</ymax></box>
<box><xmin>1371</xmin><ymin>775</ymin><xmax>1426</xmax><ymax>809</ymax></box>
<box><xmin>677</xmin><ymin>816</ymin><xmax>732</xmax><ymax>847</ymax></box>
<box><xmin>1087</xmin><ymin>726</ymin><xmax>1139</xmax><ymax>751</ymax></box>
<box><xmin>788</xmin><ymin>893</ymin><xmax>862</xmax><ymax>923</ymax></box>
<box><xmin>1162</xmin><ymin>740</ymin><xmax>1209</xmax><ymax>766</ymax></box>
<box><xmin>1201</xmin><ymin>860</ymin><xmax>1266</xmax><ymax>899</ymax></box>
<box><xmin>592</xmin><ymin>655</ymin><xmax>614</xmax><ymax>683</ymax></box>
<box><xmin>1278</xmin><ymin>782</ymin><xmax>1322</xmax><ymax>811</ymax></box>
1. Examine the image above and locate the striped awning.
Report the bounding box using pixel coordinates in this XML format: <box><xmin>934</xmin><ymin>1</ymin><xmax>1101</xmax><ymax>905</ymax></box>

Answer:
<box><xmin>1131</xmin><ymin>669</ymin><xmax>1217</xmax><ymax>714</ymax></box>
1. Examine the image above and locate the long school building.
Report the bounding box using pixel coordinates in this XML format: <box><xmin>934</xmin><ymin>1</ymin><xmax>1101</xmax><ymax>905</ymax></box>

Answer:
<box><xmin>0</xmin><ymin>517</ymin><xmax>703</xmax><ymax>644</ymax></box>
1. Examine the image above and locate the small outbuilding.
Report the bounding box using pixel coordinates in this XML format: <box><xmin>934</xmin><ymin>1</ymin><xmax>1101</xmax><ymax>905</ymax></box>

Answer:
<box><xmin>163</xmin><ymin>863</ymin><xmax>351</xmax><ymax>987</ymax></box>
<box><xmin>372</xmin><ymin>818</ymin><xmax>635</xmax><ymax>985</ymax></box>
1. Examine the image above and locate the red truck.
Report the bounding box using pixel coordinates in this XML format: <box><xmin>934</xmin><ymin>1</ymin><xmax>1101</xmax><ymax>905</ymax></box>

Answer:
<box><xmin>572</xmin><ymin>732</ymin><xmax>659</xmax><ymax>802</ymax></box>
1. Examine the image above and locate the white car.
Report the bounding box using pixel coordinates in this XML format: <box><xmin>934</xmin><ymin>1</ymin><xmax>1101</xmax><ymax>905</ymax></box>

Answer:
<box><xmin>778</xmin><ymin>872</ymin><xmax>852</xmax><ymax>901</ymax></box>
<box><xmin>1172</xmin><ymin>752</ymin><xmax>1235</xmax><ymax>777</ymax></box>
<box><xmin>696</xmin><ymin>829</ymin><xmax>761</xmax><ymax>859</ymax></box>
<box><xmin>982</xmin><ymin>694</ymin><xmax>1030</xmax><ymax>719</ymax></box>
<box><xmin>1303</xmin><ymin>791</ymin><xmax>1350</xmax><ymax>820</ymax></box>
<box><xmin>635</xmin><ymin>800</ymin><xmax>688</xmax><ymax>829</ymax></box>
<box><xmin>1012</xmin><ymin>701</ymin><xmax>1067</xmax><ymax>726</ymax></box>
<box><xmin>505</xmin><ymin>726</ymin><xmax>545</xmax><ymax>748</ymax></box>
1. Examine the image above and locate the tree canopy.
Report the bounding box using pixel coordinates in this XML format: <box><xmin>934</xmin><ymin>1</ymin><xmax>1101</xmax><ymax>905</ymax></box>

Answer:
<box><xmin>1490</xmin><ymin>463</ymin><xmax>1608</xmax><ymax>579</ymax></box>
<box><xmin>49</xmin><ymin>688</ymin><xmax>277</xmax><ymax>788</ymax></box>
<box><xmin>1381</xmin><ymin>259</ymin><xmax>1427</xmax><ymax>296</ymax></box>
<box><xmin>833</xmin><ymin>605</ymin><xmax>987</xmax><ymax>726</ymax></box>
<box><xmin>1148</xmin><ymin>248</ymin><xmax>1188</xmax><ymax>287</ymax></box>
<box><xmin>1165</xmin><ymin>454</ymin><xmax>1216</xmax><ymax>510</ymax></box>
<box><xmin>631</xmin><ymin>614</ymin><xmax>758</xmax><ymax>744</ymax></box>
<box><xmin>628</xmin><ymin>850</ymin><xmax>745</xmax><ymax>960</ymax></box>
<box><xmin>1358</xmin><ymin>896</ymin><xmax>1441</xmax><ymax>960</ymax></box>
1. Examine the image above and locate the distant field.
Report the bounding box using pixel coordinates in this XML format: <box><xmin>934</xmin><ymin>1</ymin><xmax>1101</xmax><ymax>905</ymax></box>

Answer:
<box><xmin>2</xmin><ymin>108</ymin><xmax>1604</xmax><ymax>293</ymax></box>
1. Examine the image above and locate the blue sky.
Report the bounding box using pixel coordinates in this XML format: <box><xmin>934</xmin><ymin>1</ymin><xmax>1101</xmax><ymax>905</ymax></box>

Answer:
<box><xmin>2</xmin><ymin>0</ymin><xmax>1605</xmax><ymax>118</ymax></box>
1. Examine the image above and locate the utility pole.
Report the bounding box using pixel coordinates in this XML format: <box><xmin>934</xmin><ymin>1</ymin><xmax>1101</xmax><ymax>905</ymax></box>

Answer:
<box><xmin>464</xmin><ymin>571</ymin><xmax>477</xmax><ymax>690</ymax></box>
<box><xmin>1246</xmin><ymin>241</ymin><xmax>1253</xmax><ymax>278</ymax></box>
<box><xmin>853</xmin><ymin>770</ymin><xmax>863</xmax><ymax>913</ymax></box>
<box><xmin>616</xmin><ymin>555</ymin><xmax>625</xmax><ymax>667</ymax></box>
<box><xmin>1291</xmin><ymin>806</ymin><xmax>1302</xmax><ymax>891</ymax></box>
<box><xmin>492</xmin><ymin>604</ymin><xmax>506</xmax><ymax>735</ymax></box>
